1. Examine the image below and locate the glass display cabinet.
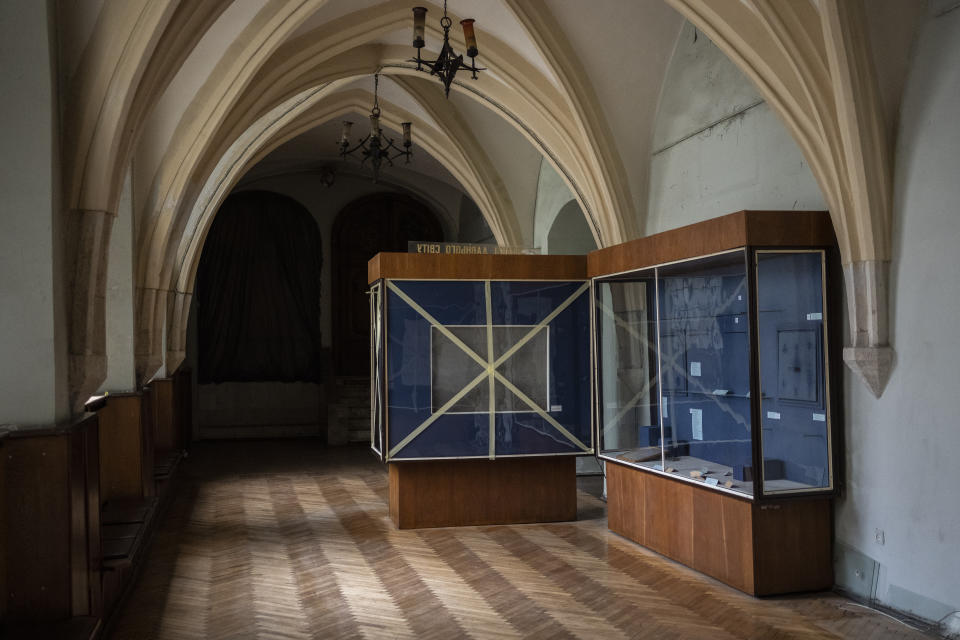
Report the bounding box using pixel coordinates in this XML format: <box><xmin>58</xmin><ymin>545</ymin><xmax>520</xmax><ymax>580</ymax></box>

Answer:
<box><xmin>369</xmin><ymin>252</ymin><xmax>591</xmax><ymax>528</ymax></box>
<box><xmin>589</xmin><ymin>210</ymin><xmax>840</xmax><ymax>595</ymax></box>
<box><xmin>595</xmin><ymin>249</ymin><xmax>833</xmax><ymax>497</ymax></box>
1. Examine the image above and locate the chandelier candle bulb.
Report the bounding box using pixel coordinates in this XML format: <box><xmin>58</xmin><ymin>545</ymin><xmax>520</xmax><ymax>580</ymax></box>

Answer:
<box><xmin>461</xmin><ymin>18</ymin><xmax>478</xmax><ymax>57</ymax></box>
<box><xmin>402</xmin><ymin>122</ymin><xmax>412</xmax><ymax>147</ymax></box>
<box><xmin>340</xmin><ymin>121</ymin><xmax>353</xmax><ymax>146</ymax></box>
<box><xmin>369</xmin><ymin>114</ymin><xmax>380</xmax><ymax>138</ymax></box>
<box><xmin>412</xmin><ymin>7</ymin><xmax>427</xmax><ymax>49</ymax></box>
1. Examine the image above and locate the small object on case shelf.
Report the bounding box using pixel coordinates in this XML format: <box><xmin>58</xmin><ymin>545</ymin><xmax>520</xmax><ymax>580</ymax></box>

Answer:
<box><xmin>639</xmin><ymin>425</ymin><xmax>665</xmax><ymax>447</ymax></box>
<box><xmin>733</xmin><ymin>459</ymin><xmax>785</xmax><ymax>482</ymax></box>
<box><xmin>690</xmin><ymin>470</ymin><xmax>702</xmax><ymax>479</ymax></box>
<box><xmin>724</xmin><ymin>480</ymin><xmax>735</xmax><ymax>489</ymax></box>
<box><xmin>763</xmin><ymin>459</ymin><xmax>785</xmax><ymax>481</ymax></box>
<box><xmin>666</xmin><ymin>440</ymin><xmax>690</xmax><ymax>459</ymax></box>
<box><xmin>666</xmin><ymin>467</ymin><xmax>676</xmax><ymax>473</ymax></box>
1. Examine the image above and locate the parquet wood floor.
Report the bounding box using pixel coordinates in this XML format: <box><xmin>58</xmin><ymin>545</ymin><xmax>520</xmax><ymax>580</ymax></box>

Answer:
<box><xmin>107</xmin><ymin>441</ymin><xmax>934</xmax><ymax>639</ymax></box>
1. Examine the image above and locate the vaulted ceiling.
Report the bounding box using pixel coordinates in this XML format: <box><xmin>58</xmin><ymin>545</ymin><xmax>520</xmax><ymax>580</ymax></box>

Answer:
<box><xmin>58</xmin><ymin>0</ymin><xmax>919</xmax><ymax>399</ymax></box>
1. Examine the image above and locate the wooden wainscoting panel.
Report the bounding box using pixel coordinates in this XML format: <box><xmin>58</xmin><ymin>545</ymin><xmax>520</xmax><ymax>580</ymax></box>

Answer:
<box><xmin>140</xmin><ymin>387</ymin><xmax>156</xmax><ymax>498</ymax></box>
<box><xmin>174</xmin><ymin>368</ymin><xmax>193</xmax><ymax>450</ymax></box>
<box><xmin>721</xmin><ymin>493</ymin><xmax>755</xmax><ymax>594</ymax></box>
<box><xmin>753</xmin><ymin>498</ymin><xmax>833</xmax><ymax>595</ymax></box>
<box><xmin>99</xmin><ymin>394</ymin><xmax>145</xmax><ymax>504</ymax></box>
<box><xmin>0</xmin><ymin>432</ymin><xmax>7</xmax><ymax>622</ymax></box>
<box><xmin>606</xmin><ymin>461</ymin><xmax>645</xmax><ymax>544</ymax></box>
<box><xmin>3</xmin><ymin>434</ymin><xmax>72</xmax><ymax>620</ymax></box>
<box><xmin>643</xmin><ymin>469</ymin><xmax>695</xmax><ymax>567</ymax></box>
<box><xmin>150</xmin><ymin>378</ymin><xmax>177</xmax><ymax>452</ymax></box>
<box><xmin>692</xmin><ymin>487</ymin><xmax>754</xmax><ymax>594</ymax></box>
<box><xmin>389</xmin><ymin>457</ymin><xmax>576</xmax><ymax>529</ymax></box>
<box><xmin>82</xmin><ymin>418</ymin><xmax>102</xmax><ymax>618</ymax></box>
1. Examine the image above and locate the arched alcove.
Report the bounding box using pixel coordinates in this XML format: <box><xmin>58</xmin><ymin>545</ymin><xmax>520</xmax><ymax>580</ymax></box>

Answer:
<box><xmin>547</xmin><ymin>200</ymin><xmax>597</xmax><ymax>255</ymax></box>
<box><xmin>191</xmin><ymin>189</ymin><xmax>324</xmax><ymax>438</ymax></box>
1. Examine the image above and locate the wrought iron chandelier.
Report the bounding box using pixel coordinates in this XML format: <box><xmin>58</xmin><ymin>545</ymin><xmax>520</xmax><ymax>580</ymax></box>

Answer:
<box><xmin>411</xmin><ymin>1</ymin><xmax>484</xmax><ymax>97</ymax></box>
<box><xmin>337</xmin><ymin>73</ymin><xmax>412</xmax><ymax>183</ymax></box>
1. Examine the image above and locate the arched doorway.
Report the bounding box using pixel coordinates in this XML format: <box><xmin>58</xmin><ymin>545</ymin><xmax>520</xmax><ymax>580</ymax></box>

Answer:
<box><xmin>193</xmin><ymin>190</ymin><xmax>324</xmax><ymax>438</ymax></box>
<box><xmin>332</xmin><ymin>192</ymin><xmax>443</xmax><ymax>376</ymax></box>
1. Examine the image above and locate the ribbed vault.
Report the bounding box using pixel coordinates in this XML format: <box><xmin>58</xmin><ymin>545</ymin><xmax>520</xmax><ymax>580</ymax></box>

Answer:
<box><xmin>58</xmin><ymin>0</ymin><xmax>899</xmax><ymax>404</ymax></box>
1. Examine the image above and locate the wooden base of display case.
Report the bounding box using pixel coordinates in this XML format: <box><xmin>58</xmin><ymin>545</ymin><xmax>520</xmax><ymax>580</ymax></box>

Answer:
<box><xmin>606</xmin><ymin>460</ymin><xmax>833</xmax><ymax>596</ymax></box>
<box><xmin>389</xmin><ymin>457</ymin><xmax>577</xmax><ymax>529</ymax></box>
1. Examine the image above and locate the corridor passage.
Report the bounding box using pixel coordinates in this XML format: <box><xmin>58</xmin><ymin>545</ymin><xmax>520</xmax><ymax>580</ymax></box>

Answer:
<box><xmin>107</xmin><ymin>441</ymin><xmax>930</xmax><ymax>639</ymax></box>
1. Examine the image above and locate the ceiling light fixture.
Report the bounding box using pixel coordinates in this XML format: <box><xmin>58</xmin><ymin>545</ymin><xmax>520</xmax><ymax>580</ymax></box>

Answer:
<box><xmin>338</xmin><ymin>73</ymin><xmax>412</xmax><ymax>183</ymax></box>
<box><xmin>411</xmin><ymin>1</ymin><xmax>484</xmax><ymax>98</ymax></box>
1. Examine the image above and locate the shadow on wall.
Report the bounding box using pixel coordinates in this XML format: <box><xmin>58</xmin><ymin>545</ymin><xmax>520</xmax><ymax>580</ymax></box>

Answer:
<box><xmin>547</xmin><ymin>200</ymin><xmax>597</xmax><ymax>255</ymax></box>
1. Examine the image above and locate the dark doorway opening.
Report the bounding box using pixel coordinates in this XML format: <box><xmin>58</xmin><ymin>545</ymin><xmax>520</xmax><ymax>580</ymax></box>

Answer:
<box><xmin>196</xmin><ymin>190</ymin><xmax>323</xmax><ymax>384</ymax></box>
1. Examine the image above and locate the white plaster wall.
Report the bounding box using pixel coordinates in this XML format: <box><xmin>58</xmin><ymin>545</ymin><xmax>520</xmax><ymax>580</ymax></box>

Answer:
<box><xmin>646</xmin><ymin>22</ymin><xmax>826</xmax><ymax>235</ymax></box>
<box><xmin>99</xmin><ymin>169</ymin><xmax>137</xmax><ymax>392</ymax></box>
<box><xmin>0</xmin><ymin>0</ymin><xmax>68</xmax><ymax>425</ymax></box>
<box><xmin>835</xmin><ymin>5</ymin><xmax>960</xmax><ymax>623</ymax></box>
<box><xmin>548</xmin><ymin>0</ymin><xmax>682</xmax><ymax>221</ymax></box>
<box><xmin>55</xmin><ymin>0</ymin><xmax>105</xmax><ymax>83</ymax></box>
<box><xmin>449</xmin><ymin>90</ymin><xmax>543</xmax><ymax>247</ymax></box>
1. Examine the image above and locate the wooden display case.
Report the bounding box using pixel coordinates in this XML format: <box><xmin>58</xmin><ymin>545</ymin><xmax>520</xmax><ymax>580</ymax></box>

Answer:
<box><xmin>591</xmin><ymin>210</ymin><xmax>840</xmax><ymax>595</ymax></box>
<box><xmin>370</xmin><ymin>253</ymin><xmax>588</xmax><ymax>527</ymax></box>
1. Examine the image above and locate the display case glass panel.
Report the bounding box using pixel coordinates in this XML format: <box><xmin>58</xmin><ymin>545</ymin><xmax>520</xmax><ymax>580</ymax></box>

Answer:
<box><xmin>756</xmin><ymin>250</ymin><xmax>832</xmax><ymax>494</ymax></box>
<box><xmin>378</xmin><ymin>279</ymin><xmax>592</xmax><ymax>460</ymax></box>
<box><xmin>595</xmin><ymin>246</ymin><xmax>834</xmax><ymax>499</ymax></box>
<box><xmin>657</xmin><ymin>252</ymin><xmax>753</xmax><ymax>496</ymax></box>
<box><xmin>595</xmin><ymin>271</ymin><xmax>662</xmax><ymax>473</ymax></box>
<box><xmin>370</xmin><ymin>282</ymin><xmax>385</xmax><ymax>458</ymax></box>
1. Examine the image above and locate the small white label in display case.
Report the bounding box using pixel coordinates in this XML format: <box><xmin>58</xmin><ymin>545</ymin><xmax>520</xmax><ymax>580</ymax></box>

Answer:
<box><xmin>812</xmin><ymin>412</ymin><xmax>826</xmax><ymax>422</ymax></box>
<box><xmin>806</xmin><ymin>312</ymin><xmax>823</xmax><ymax>321</ymax></box>
<box><xmin>550</xmin><ymin>405</ymin><xmax>563</xmax><ymax>412</ymax></box>
<box><xmin>691</xmin><ymin>408</ymin><xmax>703</xmax><ymax>440</ymax></box>
<box><xmin>767</xmin><ymin>411</ymin><xmax>781</xmax><ymax>420</ymax></box>
<box><xmin>690</xmin><ymin>361</ymin><xmax>701</xmax><ymax>377</ymax></box>
<box><xmin>705</xmin><ymin>477</ymin><xmax>720</xmax><ymax>487</ymax></box>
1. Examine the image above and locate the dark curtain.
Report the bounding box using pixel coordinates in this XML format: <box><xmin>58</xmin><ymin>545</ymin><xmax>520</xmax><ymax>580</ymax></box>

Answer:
<box><xmin>196</xmin><ymin>190</ymin><xmax>322</xmax><ymax>383</ymax></box>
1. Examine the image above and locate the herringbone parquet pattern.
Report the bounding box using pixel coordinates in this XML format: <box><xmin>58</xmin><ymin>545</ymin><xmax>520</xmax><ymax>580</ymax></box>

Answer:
<box><xmin>107</xmin><ymin>442</ymin><xmax>933</xmax><ymax>639</ymax></box>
